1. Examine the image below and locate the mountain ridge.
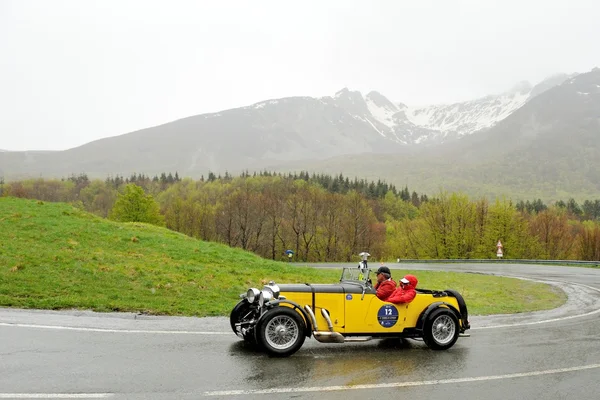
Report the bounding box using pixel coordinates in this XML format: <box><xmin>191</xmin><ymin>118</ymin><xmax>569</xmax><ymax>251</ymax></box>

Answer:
<box><xmin>268</xmin><ymin>68</ymin><xmax>600</xmax><ymax>201</ymax></box>
<box><xmin>1</xmin><ymin>68</ymin><xmax>597</xmax><ymax>202</ymax></box>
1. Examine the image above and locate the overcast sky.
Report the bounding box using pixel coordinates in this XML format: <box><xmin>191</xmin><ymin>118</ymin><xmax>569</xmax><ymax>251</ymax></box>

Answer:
<box><xmin>1</xmin><ymin>0</ymin><xmax>599</xmax><ymax>151</ymax></box>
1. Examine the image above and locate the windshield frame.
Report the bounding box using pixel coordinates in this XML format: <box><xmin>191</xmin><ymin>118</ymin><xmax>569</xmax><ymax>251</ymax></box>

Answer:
<box><xmin>339</xmin><ymin>266</ymin><xmax>373</xmax><ymax>285</ymax></box>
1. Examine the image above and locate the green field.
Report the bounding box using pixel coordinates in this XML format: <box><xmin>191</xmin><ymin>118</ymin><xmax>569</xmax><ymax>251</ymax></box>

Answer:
<box><xmin>0</xmin><ymin>197</ymin><xmax>566</xmax><ymax>317</ymax></box>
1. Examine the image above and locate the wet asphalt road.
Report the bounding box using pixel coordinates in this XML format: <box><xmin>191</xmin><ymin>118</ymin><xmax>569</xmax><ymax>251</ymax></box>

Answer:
<box><xmin>1</xmin><ymin>263</ymin><xmax>600</xmax><ymax>400</ymax></box>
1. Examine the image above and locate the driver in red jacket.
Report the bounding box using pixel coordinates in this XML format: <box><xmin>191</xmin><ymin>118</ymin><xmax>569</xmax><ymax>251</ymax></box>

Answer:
<box><xmin>388</xmin><ymin>274</ymin><xmax>418</xmax><ymax>304</ymax></box>
<box><xmin>374</xmin><ymin>266</ymin><xmax>396</xmax><ymax>301</ymax></box>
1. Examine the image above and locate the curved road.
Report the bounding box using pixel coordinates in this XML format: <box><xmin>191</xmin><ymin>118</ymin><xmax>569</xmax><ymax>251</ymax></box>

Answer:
<box><xmin>1</xmin><ymin>263</ymin><xmax>600</xmax><ymax>399</ymax></box>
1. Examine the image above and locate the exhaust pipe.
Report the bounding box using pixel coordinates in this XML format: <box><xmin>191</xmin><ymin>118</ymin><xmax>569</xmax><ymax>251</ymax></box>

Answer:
<box><xmin>304</xmin><ymin>305</ymin><xmax>319</xmax><ymax>331</ymax></box>
<box><xmin>313</xmin><ymin>331</ymin><xmax>345</xmax><ymax>343</ymax></box>
<box><xmin>321</xmin><ymin>309</ymin><xmax>334</xmax><ymax>332</ymax></box>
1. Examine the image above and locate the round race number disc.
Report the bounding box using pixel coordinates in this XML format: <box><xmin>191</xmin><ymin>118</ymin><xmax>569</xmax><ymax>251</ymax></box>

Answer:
<box><xmin>377</xmin><ymin>304</ymin><xmax>398</xmax><ymax>328</ymax></box>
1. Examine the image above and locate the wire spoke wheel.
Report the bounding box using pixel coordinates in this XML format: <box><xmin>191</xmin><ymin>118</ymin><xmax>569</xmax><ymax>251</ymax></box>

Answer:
<box><xmin>257</xmin><ymin>307</ymin><xmax>306</xmax><ymax>357</ymax></box>
<box><xmin>265</xmin><ymin>315</ymin><xmax>299</xmax><ymax>349</ymax></box>
<box><xmin>423</xmin><ymin>308</ymin><xmax>460</xmax><ymax>350</ymax></box>
<box><xmin>431</xmin><ymin>314</ymin><xmax>456</xmax><ymax>344</ymax></box>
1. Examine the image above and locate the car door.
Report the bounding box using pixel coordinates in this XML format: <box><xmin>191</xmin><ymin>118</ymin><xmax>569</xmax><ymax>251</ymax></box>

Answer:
<box><xmin>344</xmin><ymin>286</ymin><xmax>408</xmax><ymax>333</ymax></box>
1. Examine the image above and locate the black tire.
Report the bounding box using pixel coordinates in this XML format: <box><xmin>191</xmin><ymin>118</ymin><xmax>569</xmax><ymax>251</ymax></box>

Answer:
<box><xmin>230</xmin><ymin>301</ymin><xmax>249</xmax><ymax>335</ymax></box>
<box><xmin>256</xmin><ymin>307</ymin><xmax>306</xmax><ymax>357</ymax></box>
<box><xmin>230</xmin><ymin>301</ymin><xmax>256</xmax><ymax>343</ymax></box>
<box><xmin>423</xmin><ymin>308</ymin><xmax>460</xmax><ymax>350</ymax></box>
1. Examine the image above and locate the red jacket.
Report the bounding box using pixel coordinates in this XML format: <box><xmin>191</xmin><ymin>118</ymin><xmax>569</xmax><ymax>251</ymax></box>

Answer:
<box><xmin>375</xmin><ymin>279</ymin><xmax>396</xmax><ymax>301</ymax></box>
<box><xmin>388</xmin><ymin>274</ymin><xmax>418</xmax><ymax>304</ymax></box>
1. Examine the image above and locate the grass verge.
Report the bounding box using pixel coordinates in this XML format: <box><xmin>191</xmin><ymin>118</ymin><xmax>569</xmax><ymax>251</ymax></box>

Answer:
<box><xmin>0</xmin><ymin>197</ymin><xmax>566</xmax><ymax>317</ymax></box>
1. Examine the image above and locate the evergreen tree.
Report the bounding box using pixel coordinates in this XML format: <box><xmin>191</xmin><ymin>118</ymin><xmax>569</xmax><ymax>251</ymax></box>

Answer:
<box><xmin>532</xmin><ymin>199</ymin><xmax>547</xmax><ymax>213</ymax></box>
<box><xmin>566</xmin><ymin>198</ymin><xmax>582</xmax><ymax>217</ymax></box>
<box><xmin>555</xmin><ymin>200</ymin><xmax>566</xmax><ymax>208</ymax></box>
<box><xmin>582</xmin><ymin>200</ymin><xmax>600</xmax><ymax>221</ymax></box>
<box><xmin>411</xmin><ymin>191</ymin><xmax>420</xmax><ymax>207</ymax></box>
<box><xmin>400</xmin><ymin>186</ymin><xmax>410</xmax><ymax>201</ymax></box>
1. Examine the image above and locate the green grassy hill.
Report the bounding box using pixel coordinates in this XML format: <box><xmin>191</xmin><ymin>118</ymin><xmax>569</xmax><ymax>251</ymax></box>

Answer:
<box><xmin>0</xmin><ymin>197</ymin><xmax>565</xmax><ymax>316</ymax></box>
<box><xmin>0</xmin><ymin>197</ymin><xmax>343</xmax><ymax>316</ymax></box>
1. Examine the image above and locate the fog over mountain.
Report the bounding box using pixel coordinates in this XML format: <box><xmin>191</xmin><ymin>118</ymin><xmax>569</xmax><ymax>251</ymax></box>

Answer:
<box><xmin>1</xmin><ymin>68</ymin><xmax>598</xmax><ymax>201</ymax></box>
<box><xmin>273</xmin><ymin>68</ymin><xmax>600</xmax><ymax>201</ymax></box>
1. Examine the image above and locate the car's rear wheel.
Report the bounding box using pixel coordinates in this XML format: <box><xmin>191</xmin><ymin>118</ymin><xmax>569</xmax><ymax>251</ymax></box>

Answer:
<box><xmin>423</xmin><ymin>308</ymin><xmax>459</xmax><ymax>350</ymax></box>
<box><xmin>256</xmin><ymin>307</ymin><xmax>306</xmax><ymax>357</ymax></box>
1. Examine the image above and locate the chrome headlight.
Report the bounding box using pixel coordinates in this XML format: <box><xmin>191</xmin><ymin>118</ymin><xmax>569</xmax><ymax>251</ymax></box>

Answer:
<box><xmin>246</xmin><ymin>288</ymin><xmax>260</xmax><ymax>304</ymax></box>
<box><xmin>266</xmin><ymin>281</ymin><xmax>280</xmax><ymax>299</ymax></box>
<box><xmin>258</xmin><ymin>290</ymin><xmax>273</xmax><ymax>307</ymax></box>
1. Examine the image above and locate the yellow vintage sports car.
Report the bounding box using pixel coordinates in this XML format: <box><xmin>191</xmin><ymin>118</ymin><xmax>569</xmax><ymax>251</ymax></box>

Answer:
<box><xmin>230</xmin><ymin>262</ymin><xmax>470</xmax><ymax>357</ymax></box>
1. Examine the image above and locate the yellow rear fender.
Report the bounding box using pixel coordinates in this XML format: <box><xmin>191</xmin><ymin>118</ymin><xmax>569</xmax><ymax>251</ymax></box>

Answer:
<box><xmin>417</xmin><ymin>302</ymin><xmax>461</xmax><ymax>331</ymax></box>
<box><xmin>265</xmin><ymin>299</ymin><xmax>312</xmax><ymax>337</ymax></box>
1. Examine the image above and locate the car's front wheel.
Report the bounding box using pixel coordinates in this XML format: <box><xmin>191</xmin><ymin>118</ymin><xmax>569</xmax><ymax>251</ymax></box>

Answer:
<box><xmin>423</xmin><ymin>308</ymin><xmax>459</xmax><ymax>350</ymax></box>
<box><xmin>230</xmin><ymin>301</ymin><xmax>257</xmax><ymax>344</ymax></box>
<box><xmin>256</xmin><ymin>307</ymin><xmax>306</xmax><ymax>357</ymax></box>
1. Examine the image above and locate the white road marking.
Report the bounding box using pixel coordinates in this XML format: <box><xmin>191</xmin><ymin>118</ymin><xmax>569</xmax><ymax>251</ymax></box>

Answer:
<box><xmin>0</xmin><ymin>322</ymin><xmax>227</xmax><ymax>334</ymax></box>
<box><xmin>0</xmin><ymin>394</ymin><xmax>113</xmax><ymax>399</ymax></box>
<box><xmin>472</xmin><ymin>306</ymin><xmax>600</xmax><ymax>330</ymax></box>
<box><xmin>1</xmin><ymin>280</ymin><xmax>599</xmax><ymax>334</ymax></box>
<box><xmin>473</xmin><ymin>281</ymin><xmax>600</xmax><ymax>330</ymax></box>
<box><xmin>203</xmin><ymin>363</ymin><xmax>600</xmax><ymax>396</ymax></box>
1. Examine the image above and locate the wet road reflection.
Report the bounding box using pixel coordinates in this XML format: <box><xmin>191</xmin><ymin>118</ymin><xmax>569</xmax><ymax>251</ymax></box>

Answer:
<box><xmin>226</xmin><ymin>336</ymin><xmax>474</xmax><ymax>390</ymax></box>
<box><xmin>1</xmin><ymin>263</ymin><xmax>599</xmax><ymax>399</ymax></box>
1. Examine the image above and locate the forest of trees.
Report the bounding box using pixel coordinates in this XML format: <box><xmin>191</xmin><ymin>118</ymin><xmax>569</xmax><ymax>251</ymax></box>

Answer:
<box><xmin>2</xmin><ymin>171</ymin><xmax>600</xmax><ymax>262</ymax></box>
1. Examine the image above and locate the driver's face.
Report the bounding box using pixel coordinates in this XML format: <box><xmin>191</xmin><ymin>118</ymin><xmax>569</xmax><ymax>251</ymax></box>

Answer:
<box><xmin>376</xmin><ymin>272</ymin><xmax>385</xmax><ymax>283</ymax></box>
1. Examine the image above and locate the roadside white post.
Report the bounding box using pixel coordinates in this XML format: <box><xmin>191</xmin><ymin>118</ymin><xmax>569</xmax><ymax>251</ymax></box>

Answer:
<box><xmin>496</xmin><ymin>240</ymin><xmax>503</xmax><ymax>259</ymax></box>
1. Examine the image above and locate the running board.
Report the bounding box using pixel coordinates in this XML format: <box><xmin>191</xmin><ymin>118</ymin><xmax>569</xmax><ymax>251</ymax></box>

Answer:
<box><xmin>343</xmin><ymin>336</ymin><xmax>373</xmax><ymax>342</ymax></box>
<box><xmin>313</xmin><ymin>332</ymin><xmax>375</xmax><ymax>344</ymax></box>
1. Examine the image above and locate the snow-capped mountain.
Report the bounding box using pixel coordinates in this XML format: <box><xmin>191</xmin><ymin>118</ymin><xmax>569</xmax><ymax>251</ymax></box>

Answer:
<box><xmin>323</xmin><ymin>73</ymin><xmax>575</xmax><ymax>146</ymax></box>
<box><xmin>277</xmin><ymin>68</ymin><xmax>600</xmax><ymax>201</ymax></box>
<box><xmin>0</xmin><ymin>69</ymin><xmax>589</xmax><ymax>182</ymax></box>
<box><xmin>402</xmin><ymin>74</ymin><xmax>576</xmax><ymax>142</ymax></box>
<box><xmin>402</xmin><ymin>83</ymin><xmax>532</xmax><ymax>141</ymax></box>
